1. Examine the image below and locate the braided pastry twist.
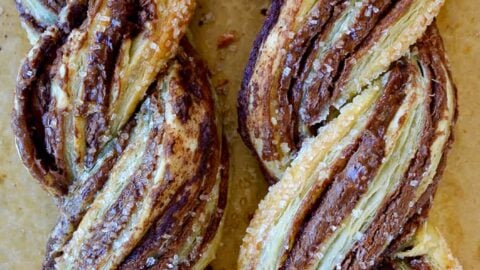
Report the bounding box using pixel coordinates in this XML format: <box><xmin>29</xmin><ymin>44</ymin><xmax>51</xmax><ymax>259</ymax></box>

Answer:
<box><xmin>13</xmin><ymin>0</ymin><xmax>228</xmax><ymax>269</ymax></box>
<box><xmin>238</xmin><ymin>0</ymin><xmax>460</xmax><ymax>269</ymax></box>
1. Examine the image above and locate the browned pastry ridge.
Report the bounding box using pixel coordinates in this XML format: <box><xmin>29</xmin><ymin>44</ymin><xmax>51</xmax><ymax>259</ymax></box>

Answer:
<box><xmin>238</xmin><ymin>0</ymin><xmax>461</xmax><ymax>269</ymax></box>
<box><xmin>12</xmin><ymin>0</ymin><xmax>228</xmax><ymax>269</ymax></box>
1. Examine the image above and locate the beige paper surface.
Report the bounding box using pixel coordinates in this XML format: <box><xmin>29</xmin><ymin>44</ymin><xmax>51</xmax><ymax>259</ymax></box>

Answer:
<box><xmin>0</xmin><ymin>1</ymin><xmax>478</xmax><ymax>269</ymax></box>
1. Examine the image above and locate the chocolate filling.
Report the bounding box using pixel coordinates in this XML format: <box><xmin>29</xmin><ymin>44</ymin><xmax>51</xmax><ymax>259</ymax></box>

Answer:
<box><xmin>15</xmin><ymin>0</ymin><xmax>48</xmax><ymax>32</ymax></box>
<box><xmin>13</xmin><ymin>0</ymin><xmax>88</xmax><ymax>195</ymax></box>
<box><xmin>292</xmin><ymin>0</ymin><xmax>393</xmax><ymax>129</ymax></box>
<box><xmin>118</xmin><ymin>45</ymin><xmax>226</xmax><ymax>269</ymax></box>
<box><xmin>82</xmin><ymin>0</ymin><xmax>134</xmax><ymax>167</ymax></box>
<box><xmin>77</xmin><ymin>117</ymin><xmax>162</xmax><ymax>268</ymax></box>
<box><xmin>43</xmin><ymin>119</ymin><xmax>136</xmax><ymax>269</ymax></box>
<box><xmin>238</xmin><ymin>0</ymin><xmax>284</xmax><ymax>155</ymax></box>
<box><xmin>340</xmin><ymin>25</ymin><xmax>451</xmax><ymax>270</ymax></box>
<box><xmin>35</xmin><ymin>37</ymin><xmax>225</xmax><ymax>268</ymax></box>
<box><xmin>40</xmin><ymin>0</ymin><xmax>65</xmax><ymax>13</ymax></box>
<box><xmin>119</xmin><ymin>122</ymin><xmax>226</xmax><ymax>270</ymax></box>
<box><xmin>262</xmin><ymin>0</ymin><xmax>349</xmax><ymax>161</ymax></box>
<box><xmin>238</xmin><ymin>0</ymin><xmax>418</xmax><ymax>183</ymax></box>
<box><xmin>334</xmin><ymin>0</ymin><xmax>414</xmax><ymax>97</ymax></box>
<box><xmin>13</xmin><ymin>0</ymin><xmax>163</xmax><ymax>196</ymax></box>
<box><xmin>283</xmin><ymin>61</ymin><xmax>409</xmax><ymax>269</ymax></box>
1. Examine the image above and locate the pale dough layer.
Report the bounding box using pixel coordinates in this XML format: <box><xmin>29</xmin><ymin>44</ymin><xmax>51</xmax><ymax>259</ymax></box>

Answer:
<box><xmin>0</xmin><ymin>0</ymin><xmax>478</xmax><ymax>269</ymax></box>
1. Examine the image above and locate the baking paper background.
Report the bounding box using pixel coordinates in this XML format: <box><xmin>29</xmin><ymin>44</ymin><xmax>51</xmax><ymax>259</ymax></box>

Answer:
<box><xmin>0</xmin><ymin>0</ymin><xmax>478</xmax><ymax>269</ymax></box>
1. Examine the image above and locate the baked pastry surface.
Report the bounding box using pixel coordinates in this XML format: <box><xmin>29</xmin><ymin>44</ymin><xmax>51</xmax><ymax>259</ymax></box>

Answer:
<box><xmin>13</xmin><ymin>0</ymin><xmax>228</xmax><ymax>269</ymax></box>
<box><xmin>1</xmin><ymin>1</ymin><xmax>480</xmax><ymax>269</ymax></box>
<box><xmin>238</xmin><ymin>1</ymin><xmax>461</xmax><ymax>269</ymax></box>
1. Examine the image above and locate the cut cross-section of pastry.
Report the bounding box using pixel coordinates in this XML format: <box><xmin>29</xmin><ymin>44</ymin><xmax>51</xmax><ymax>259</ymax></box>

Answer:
<box><xmin>12</xmin><ymin>0</ymin><xmax>228</xmax><ymax>269</ymax></box>
<box><xmin>238</xmin><ymin>0</ymin><xmax>460</xmax><ymax>269</ymax></box>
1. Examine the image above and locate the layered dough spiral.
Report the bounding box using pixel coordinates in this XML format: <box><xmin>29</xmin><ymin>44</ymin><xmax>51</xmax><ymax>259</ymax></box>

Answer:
<box><xmin>13</xmin><ymin>0</ymin><xmax>228</xmax><ymax>269</ymax></box>
<box><xmin>238</xmin><ymin>0</ymin><xmax>461</xmax><ymax>269</ymax></box>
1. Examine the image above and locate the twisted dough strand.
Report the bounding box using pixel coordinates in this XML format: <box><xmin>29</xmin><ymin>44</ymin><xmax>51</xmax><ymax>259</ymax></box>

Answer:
<box><xmin>13</xmin><ymin>0</ymin><xmax>228</xmax><ymax>269</ymax></box>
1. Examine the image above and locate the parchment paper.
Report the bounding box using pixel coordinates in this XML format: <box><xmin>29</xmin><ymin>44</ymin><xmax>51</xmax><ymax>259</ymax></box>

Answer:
<box><xmin>0</xmin><ymin>0</ymin><xmax>478</xmax><ymax>269</ymax></box>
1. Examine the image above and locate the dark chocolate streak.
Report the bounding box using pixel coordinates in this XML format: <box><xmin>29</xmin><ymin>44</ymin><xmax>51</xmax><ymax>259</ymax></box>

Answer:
<box><xmin>334</xmin><ymin>0</ymin><xmax>414</xmax><ymax>97</ymax></box>
<box><xmin>375</xmin><ymin>161</ymin><xmax>445</xmax><ymax>270</ymax></box>
<box><xmin>82</xmin><ymin>0</ymin><xmax>134</xmax><ymax>167</ymax></box>
<box><xmin>195</xmin><ymin>136</ymin><xmax>230</xmax><ymax>259</ymax></box>
<box><xmin>238</xmin><ymin>0</ymin><xmax>283</xmax><ymax>154</ymax></box>
<box><xmin>238</xmin><ymin>0</ymin><xmax>417</xmax><ymax>183</ymax></box>
<box><xmin>377</xmin><ymin>25</ymin><xmax>455</xmax><ymax>270</ymax></box>
<box><xmin>15</xmin><ymin>0</ymin><xmax>48</xmax><ymax>32</ymax></box>
<box><xmin>12</xmin><ymin>1</ymin><xmax>89</xmax><ymax>196</ymax></box>
<box><xmin>379</xmin><ymin>255</ymin><xmax>433</xmax><ymax>270</ymax></box>
<box><xmin>57</xmin><ymin>0</ymin><xmax>89</xmax><ymax>34</ymax></box>
<box><xmin>43</xmin><ymin>119</ymin><xmax>136</xmax><ymax>269</ymax></box>
<box><xmin>293</xmin><ymin>0</ymin><xmax>393</xmax><ymax>129</ymax></box>
<box><xmin>15</xmin><ymin>0</ymin><xmax>81</xmax><ymax>33</ymax></box>
<box><xmin>119</xmin><ymin>42</ymin><xmax>224</xmax><ymax>270</ymax></box>
<box><xmin>39</xmin><ymin>0</ymin><xmax>65</xmax><ymax>13</ymax></box>
<box><xmin>261</xmin><ymin>0</ymin><xmax>348</xmax><ymax>162</ymax></box>
<box><xmin>340</xmin><ymin>24</ymin><xmax>452</xmax><ymax>270</ymax></box>
<box><xmin>119</xmin><ymin>122</ymin><xmax>224</xmax><ymax>270</ymax></box>
<box><xmin>238</xmin><ymin>0</ymin><xmax>343</xmax><ymax>184</ymax></box>
<box><xmin>36</xmin><ymin>1</ymin><xmax>170</xmax><ymax>265</ymax></box>
<box><xmin>395</xmin><ymin>24</ymin><xmax>453</xmax><ymax>250</ymax></box>
<box><xmin>381</xmin><ymin>166</ymin><xmax>442</xmax><ymax>262</ymax></box>
<box><xmin>278</xmin><ymin>141</ymin><xmax>360</xmax><ymax>268</ymax></box>
<box><xmin>12</xmin><ymin>0</ymin><xmax>154</xmax><ymax>196</ymax></box>
<box><xmin>283</xmin><ymin>61</ymin><xmax>409</xmax><ymax>270</ymax></box>
<box><xmin>77</xmin><ymin>107</ymin><xmax>163</xmax><ymax>268</ymax></box>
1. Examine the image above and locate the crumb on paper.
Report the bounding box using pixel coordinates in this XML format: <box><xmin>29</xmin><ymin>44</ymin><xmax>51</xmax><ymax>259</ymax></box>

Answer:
<box><xmin>217</xmin><ymin>32</ymin><xmax>237</xmax><ymax>49</ymax></box>
<box><xmin>215</xmin><ymin>79</ymin><xmax>229</xmax><ymax>95</ymax></box>
<box><xmin>198</xmin><ymin>12</ymin><xmax>215</xmax><ymax>26</ymax></box>
<box><xmin>260</xmin><ymin>8</ymin><xmax>268</xmax><ymax>16</ymax></box>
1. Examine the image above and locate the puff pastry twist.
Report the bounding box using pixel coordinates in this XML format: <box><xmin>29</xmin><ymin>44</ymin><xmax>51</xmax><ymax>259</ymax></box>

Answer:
<box><xmin>238</xmin><ymin>0</ymin><xmax>461</xmax><ymax>269</ymax></box>
<box><xmin>13</xmin><ymin>0</ymin><xmax>228</xmax><ymax>269</ymax></box>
